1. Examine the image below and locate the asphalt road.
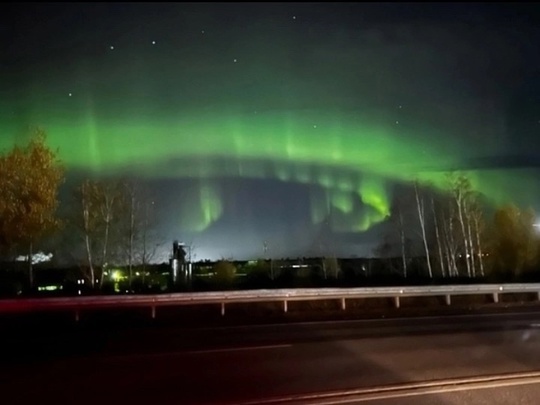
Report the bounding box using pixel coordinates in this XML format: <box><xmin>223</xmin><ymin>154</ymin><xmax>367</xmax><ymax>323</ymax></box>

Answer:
<box><xmin>2</xmin><ymin>309</ymin><xmax>540</xmax><ymax>404</ymax></box>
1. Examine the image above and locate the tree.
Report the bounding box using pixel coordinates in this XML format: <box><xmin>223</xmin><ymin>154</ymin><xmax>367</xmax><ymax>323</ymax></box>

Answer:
<box><xmin>469</xmin><ymin>192</ymin><xmax>486</xmax><ymax>277</ymax></box>
<box><xmin>78</xmin><ymin>180</ymin><xmax>100</xmax><ymax>288</ymax></box>
<box><xmin>0</xmin><ymin>129</ymin><xmax>64</xmax><ymax>287</ymax></box>
<box><xmin>74</xmin><ymin>178</ymin><xmax>127</xmax><ymax>288</ymax></box>
<box><xmin>431</xmin><ymin>195</ymin><xmax>445</xmax><ymax>278</ymax></box>
<box><xmin>373</xmin><ymin>236</ymin><xmax>395</xmax><ymax>275</ymax></box>
<box><xmin>97</xmin><ymin>181</ymin><xmax>125</xmax><ymax>288</ymax></box>
<box><xmin>387</xmin><ymin>194</ymin><xmax>412</xmax><ymax>278</ymax></box>
<box><xmin>448</xmin><ymin>173</ymin><xmax>475</xmax><ymax>277</ymax></box>
<box><xmin>116</xmin><ymin>184</ymin><xmax>163</xmax><ymax>289</ymax></box>
<box><xmin>440</xmin><ymin>197</ymin><xmax>459</xmax><ymax>277</ymax></box>
<box><xmin>263</xmin><ymin>240</ymin><xmax>275</xmax><ymax>280</ymax></box>
<box><xmin>212</xmin><ymin>260</ymin><xmax>237</xmax><ymax>287</ymax></box>
<box><xmin>488</xmin><ymin>204</ymin><xmax>538</xmax><ymax>278</ymax></box>
<box><xmin>414</xmin><ymin>181</ymin><xmax>433</xmax><ymax>278</ymax></box>
<box><xmin>120</xmin><ymin>180</ymin><xmax>139</xmax><ymax>289</ymax></box>
<box><xmin>245</xmin><ymin>259</ymin><xmax>272</xmax><ymax>287</ymax></box>
<box><xmin>397</xmin><ymin>205</ymin><xmax>408</xmax><ymax>278</ymax></box>
<box><xmin>137</xmin><ymin>198</ymin><xmax>160</xmax><ymax>284</ymax></box>
<box><xmin>323</xmin><ymin>256</ymin><xmax>340</xmax><ymax>279</ymax></box>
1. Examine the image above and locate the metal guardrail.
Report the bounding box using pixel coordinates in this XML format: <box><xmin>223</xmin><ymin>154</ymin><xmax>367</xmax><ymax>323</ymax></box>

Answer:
<box><xmin>1</xmin><ymin>283</ymin><xmax>540</xmax><ymax>320</ymax></box>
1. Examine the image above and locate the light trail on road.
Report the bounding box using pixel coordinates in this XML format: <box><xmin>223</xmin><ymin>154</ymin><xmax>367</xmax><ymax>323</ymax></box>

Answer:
<box><xmin>236</xmin><ymin>370</ymin><xmax>540</xmax><ymax>404</ymax></box>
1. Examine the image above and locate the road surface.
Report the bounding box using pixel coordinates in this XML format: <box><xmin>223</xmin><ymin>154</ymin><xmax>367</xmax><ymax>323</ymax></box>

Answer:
<box><xmin>2</xmin><ymin>309</ymin><xmax>540</xmax><ymax>404</ymax></box>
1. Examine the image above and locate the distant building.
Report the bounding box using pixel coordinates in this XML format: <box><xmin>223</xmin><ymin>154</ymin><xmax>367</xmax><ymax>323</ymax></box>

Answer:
<box><xmin>170</xmin><ymin>240</ymin><xmax>191</xmax><ymax>285</ymax></box>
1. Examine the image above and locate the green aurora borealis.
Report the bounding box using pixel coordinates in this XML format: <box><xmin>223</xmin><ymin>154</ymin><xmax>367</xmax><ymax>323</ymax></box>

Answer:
<box><xmin>2</xmin><ymin>4</ymin><xmax>540</xmax><ymax>258</ymax></box>
<box><xmin>4</xmin><ymin>104</ymin><xmax>539</xmax><ymax>236</ymax></box>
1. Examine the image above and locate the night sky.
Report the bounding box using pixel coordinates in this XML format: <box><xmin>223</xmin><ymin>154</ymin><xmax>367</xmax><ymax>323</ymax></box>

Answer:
<box><xmin>1</xmin><ymin>3</ymin><xmax>540</xmax><ymax>260</ymax></box>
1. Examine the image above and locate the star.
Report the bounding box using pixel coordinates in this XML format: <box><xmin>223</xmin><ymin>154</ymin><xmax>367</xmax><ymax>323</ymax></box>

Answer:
<box><xmin>151</xmin><ymin>40</ymin><xmax>156</xmax><ymax>45</ymax></box>
<box><xmin>201</xmin><ymin>30</ymin><xmax>205</xmax><ymax>34</ymax></box>
<box><xmin>313</xmin><ymin>124</ymin><xmax>317</xmax><ymax>128</ymax></box>
<box><xmin>233</xmin><ymin>58</ymin><xmax>237</xmax><ymax>63</ymax></box>
<box><xmin>110</xmin><ymin>45</ymin><xmax>114</xmax><ymax>50</ymax></box>
<box><xmin>398</xmin><ymin>105</ymin><xmax>402</xmax><ymax>109</ymax></box>
<box><xmin>395</xmin><ymin>120</ymin><xmax>399</xmax><ymax>124</ymax></box>
<box><xmin>68</xmin><ymin>93</ymin><xmax>72</xmax><ymax>97</ymax></box>
<box><xmin>293</xmin><ymin>16</ymin><xmax>297</xmax><ymax>20</ymax></box>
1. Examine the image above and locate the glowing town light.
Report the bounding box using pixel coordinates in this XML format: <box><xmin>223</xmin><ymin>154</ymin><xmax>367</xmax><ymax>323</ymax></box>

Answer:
<box><xmin>16</xmin><ymin>252</ymin><xmax>53</xmax><ymax>264</ymax></box>
<box><xmin>111</xmin><ymin>270</ymin><xmax>122</xmax><ymax>281</ymax></box>
<box><xmin>38</xmin><ymin>285</ymin><xmax>62</xmax><ymax>292</ymax></box>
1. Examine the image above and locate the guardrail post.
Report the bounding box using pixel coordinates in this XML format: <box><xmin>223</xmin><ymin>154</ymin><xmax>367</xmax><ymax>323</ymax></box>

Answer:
<box><xmin>74</xmin><ymin>309</ymin><xmax>79</xmax><ymax>322</ymax></box>
<box><xmin>221</xmin><ymin>302</ymin><xmax>225</xmax><ymax>316</ymax></box>
<box><xmin>492</xmin><ymin>293</ymin><xmax>499</xmax><ymax>303</ymax></box>
<box><xmin>394</xmin><ymin>296</ymin><xmax>400</xmax><ymax>309</ymax></box>
<box><xmin>537</xmin><ymin>291</ymin><xmax>540</xmax><ymax>301</ymax></box>
<box><xmin>151</xmin><ymin>305</ymin><xmax>156</xmax><ymax>319</ymax></box>
<box><xmin>445</xmin><ymin>294</ymin><xmax>451</xmax><ymax>306</ymax></box>
<box><xmin>341</xmin><ymin>297</ymin><xmax>346</xmax><ymax>310</ymax></box>
<box><xmin>283</xmin><ymin>300</ymin><xmax>288</xmax><ymax>313</ymax></box>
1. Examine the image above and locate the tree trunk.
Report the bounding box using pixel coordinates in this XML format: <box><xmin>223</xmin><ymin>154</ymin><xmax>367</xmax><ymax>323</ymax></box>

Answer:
<box><xmin>448</xmin><ymin>209</ymin><xmax>459</xmax><ymax>277</ymax></box>
<box><xmin>28</xmin><ymin>241</ymin><xmax>33</xmax><ymax>289</ymax></box>
<box><xmin>442</xmin><ymin>202</ymin><xmax>458</xmax><ymax>277</ymax></box>
<box><xmin>441</xmin><ymin>214</ymin><xmax>453</xmax><ymax>277</ymax></box>
<box><xmin>456</xmin><ymin>191</ymin><xmax>471</xmax><ymax>277</ymax></box>
<box><xmin>472</xmin><ymin>212</ymin><xmax>485</xmax><ymax>277</ymax></box>
<box><xmin>141</xmin><ymin>234</ymin><xmax>147</xmax><ymax>285</ymax></box>
<box><xmin>128</xmin><ymin>193</ymin><xmax>135</xmax><ymax>290</ymax></box>
<box><xmin>465</xmin><ymin>206</ymin><xmax>476</xmax><ymax>277</ymax></box>
<box><xmin>81</xmin><ymin>183</ymin><xmax>95</xmax><ymax>289</ymax></box>
<box><xmin>99</xmin><ymin>191</ymin><xmax>116</xmax><ymax>289</ymax></box>
<box><xmin>431</xmin><ymin>197</ymin><xmax>445</xmax><ymax>278</ymax></box>
<box><xmin>398</xmin><ymin>207</ymin><xmax>407</xmax><ymax>278</ymax></box>
<box><xmin>100</xmin><ymin>213</ymin><xmax>110</xmax><ymax>289</ymax></box>
<box><xmin>84</xmin><ymin>232</ymin><xmax>95</xmax><ymax>288</ymax></box>
<box><xmin>415</xmin><ymin>183</ymin><xmax>432</xmax><ymax>278</ymax></box>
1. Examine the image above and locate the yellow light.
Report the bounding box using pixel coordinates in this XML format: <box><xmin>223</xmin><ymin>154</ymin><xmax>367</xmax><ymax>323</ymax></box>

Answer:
<box><xmin>37</xmin><ymin>285</ymin><xmax>61</xmax><ymax>291</ymax></box>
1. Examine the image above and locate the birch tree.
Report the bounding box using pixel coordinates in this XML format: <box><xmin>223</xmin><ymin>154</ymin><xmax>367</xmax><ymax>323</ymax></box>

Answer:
<box><xmin>119</xmin><ymin>183</ymin><xmax>161</xmax><ymax>288</ymax></box>
<box><xmin>388</xmin><ymin>195</ymin><xmax>410</xmax><ymax>278</ymax></box>
<box><xmin>138</xmin><ymin>199</ymin><xmax>160</xmax><ymax>280</ymax></box>
<box><xmin>75</xmin><ymin>179</ymin><xmax>126</xmax><ymax>288</ymax></box>
<box><xmin>121</xmin><ymin>181</ymin><xmax>139</xmax><ymax>289</ymax></box>
<box><xmin>431</xmin><ymin>196</ymin><xmax>446</xmax><ymax>278</ymax></box>
<box><xmin>469</xmin><ymin>192</ymin><xmax>486</xmax><ymax>277</ymax></box>
<box><xmin>448</xmin><ymin>173</ymin><xmax>476</xmax><ymax>277</ymax></box>
<box><xmin>414</xmin><ymin>181</ymin><xmax>432</xmax><ymax>278</ymax></box>
<box><xmin>98</xmin><ymin>180</ymin><xmax>127</xmax><ymax>287</ymax></box>
<box><xmin>77</xmin><ymin>180</ymin><xmax>100</xmax><ymax>288</ymax></box>
<box><xmin>397</xmin><ymin>206</ymin><xmax>407</xmax><ymax>278</ymax></box>
<box><xmin>441</xmin><ymin>199</ymin><xmax>459</xmax><ymax>277</ymax></box>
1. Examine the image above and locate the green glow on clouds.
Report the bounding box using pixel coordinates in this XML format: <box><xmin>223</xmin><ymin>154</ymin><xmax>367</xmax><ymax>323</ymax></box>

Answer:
<box><xmin>331</xmin><ymin>190</ymin><xmax>354</xmax><ymax>214</ymax></box>
<box><xmin>178</xmin><ymin>181</ymin><xmax>223</xmax><ymax>232</ymax></box>
<box><xmin>0</xmin><ymin>106</ymin><xmax>532</xmax><ymax>233</ymax></box>
<box><xmin>359</xmin><ymin>176</ymin><xmax>391</xmax><ymax>218</ymax></box>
